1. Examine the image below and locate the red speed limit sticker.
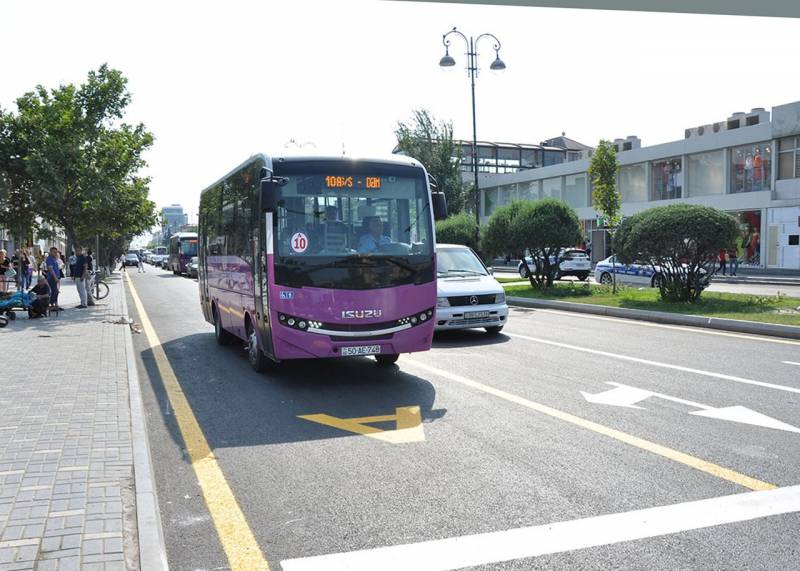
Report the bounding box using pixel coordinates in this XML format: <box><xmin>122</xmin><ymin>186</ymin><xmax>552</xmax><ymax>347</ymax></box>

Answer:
<box><xmin>291</xmin><ymin>232</ymin><xmax>309</xmax><ymax>253</ymax></box>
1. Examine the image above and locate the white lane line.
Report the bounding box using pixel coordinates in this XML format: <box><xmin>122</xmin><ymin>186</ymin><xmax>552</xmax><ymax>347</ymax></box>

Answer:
<box><xmin>514</xmin><ymin>307</ymin><xmax>800</xmax><ymax>347</ymax></box>
<box><xmin>783</xmin><ymin>361</ymin><xmax>800</xmax><ymax>367</ymax></box>
<box><xmin>505</xmin><ymin>332</ymin><xmax>800</xmax><ymax>395</ymax></box>
<box><xmin>281</xmin><ymin>485</ymin><xmax>800</xmax><ymax>571</ymax></box>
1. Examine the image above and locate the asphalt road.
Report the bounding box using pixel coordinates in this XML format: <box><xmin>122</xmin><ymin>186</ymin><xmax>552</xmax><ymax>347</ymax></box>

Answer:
<box><xmin>126</xmin><ymin>265</ymin><xmax>800</xmax><ymax>570</ymax></box>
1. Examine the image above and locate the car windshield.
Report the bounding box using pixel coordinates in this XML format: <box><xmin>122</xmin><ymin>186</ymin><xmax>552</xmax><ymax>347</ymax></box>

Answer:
<box><xmin>436</xmin><ymin>247</ymin><xmax>488</xmax><ymax>276</ymax></box>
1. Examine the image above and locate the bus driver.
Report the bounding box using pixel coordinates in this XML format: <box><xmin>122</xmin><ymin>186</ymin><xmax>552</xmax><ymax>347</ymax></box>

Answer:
<box><xmin>358</xmin><ymin>216</ymin><xmax>392</xmax><ymax>253</ymax></box>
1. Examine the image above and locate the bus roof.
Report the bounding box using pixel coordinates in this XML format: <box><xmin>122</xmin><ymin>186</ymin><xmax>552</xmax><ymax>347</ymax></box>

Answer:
<box><xmin>169</xmin><ymin>232</ymin><xmax>197</xmax><ymax>239</ymax></box>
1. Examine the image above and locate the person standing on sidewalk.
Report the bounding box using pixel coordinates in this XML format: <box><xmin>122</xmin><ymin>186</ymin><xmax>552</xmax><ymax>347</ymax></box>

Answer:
<box><xmin>73</xmin><ymin>248</ymin><xmax>89</xmax><ymax>308</ymax></box>
<box><xmin>728</xmin><ymin>249</ymin><xmax>738</xmax><ymax>277</ymax></box>
<box><xmin>718</xmin><ymin>250</ymin><xmax>727</xmax><ymax>276</ymax></box>
<box><xmin>0</xmin><ymin>249</ymin><xmax>11</xmax><ymax>293</ymax></box>
<box><xmin>137</xmin><ymin>251</ymin><xmax>145</xmax><ymax>273</ymax></box>
<box><xmin>45</xmin><ymin>247</ymin><xmax>61</xmax><ymax>308</ymax></box>
<box><xmin>85</xmin><ymin>249</ymin><xmax>96</xmax><ymax>306</ymax></box>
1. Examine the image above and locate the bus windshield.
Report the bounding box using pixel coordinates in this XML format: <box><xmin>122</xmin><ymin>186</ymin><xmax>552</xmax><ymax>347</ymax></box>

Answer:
<box><xmin>180</xmin><ymin>238</ymin><xmax>198</xmax><ymax>256</ymax></box>
<box><xmin>273</xmin><ymin>164</ymin><xmax>434</xmax><ymax>290</ymax></box>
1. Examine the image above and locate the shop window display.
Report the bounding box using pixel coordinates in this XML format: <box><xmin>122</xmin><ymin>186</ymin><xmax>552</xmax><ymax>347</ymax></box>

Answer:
<box><xmin>730</xmin><ymin>143</ymin><xmax>771</xmax><ymax>193</ymax></box>
<box><xmin>651</xmin><ymin>158</ymin><xmax>682</xmax><ymax>200</ymax></box>
<box><xmin>731</xmin><ymin>210</ymin><xmax>762</xmax><ymax>266</ymax></box>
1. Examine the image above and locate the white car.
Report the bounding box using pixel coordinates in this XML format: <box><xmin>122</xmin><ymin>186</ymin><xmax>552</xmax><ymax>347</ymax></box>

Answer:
<box><xmin>518</xmin><ymin>249</ymin><xmax>591</xmax><ymax>281</ymax></box>
<box><xmin>435</xmin><ymin>244</ymin><xmax>509</xmax><ymax>334</ymax></box>
<box><xmin>593</xmin><ymin>255</ymin><xmax>665</xmax><ymax>287</ymax></box>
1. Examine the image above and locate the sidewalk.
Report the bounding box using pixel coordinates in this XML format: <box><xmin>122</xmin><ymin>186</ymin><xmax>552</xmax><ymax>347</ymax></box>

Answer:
<box><xmin>0</xmin><ymin>276</ymin><xmax>164</xmax><ymax>570</ymax></box>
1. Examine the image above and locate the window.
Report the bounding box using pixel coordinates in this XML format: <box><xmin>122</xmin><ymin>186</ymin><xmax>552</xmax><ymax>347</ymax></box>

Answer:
<box><xmin>519</xmin><ymin>181</ymin><xmax>540</xmax><ymax>202</ymax></box>
<box><xmin>484</xmin><ymin>188</ymin><xmax>498</xmax><ymax>217</ymax></box>
<box><xmin>688</xmin><ymin>150</ymin><xmax>724</xmax><ymax>197</ymax></box>
<box><xmin>651</xmin><ymin>158</ymin><xmax>682</xmax><ymax>200</ymax></box>
<box><xmin>730</xmin><ymin>210</ymin><xmax>761</xmax><ymax>266</ymax></box>
<box><xmin>542</xmin><ymin>177</ymin><xmax>561</xmax><ymax>200</ymax></box>
<box><xmin>619</xmin><ymin>164</ymin><xmax>647</xmax><ymax>202</ymax></box>
<box><xmin>200</xmin><ymin>183</ymin><xmax>223</xmax><ymax>255</ymax></box>
<box><xmin>563</xmin><ymin>174</ymin><xmax>587</xmax><ymax>208</ymax></box>
<box><xmin>778</xmin><ymin>136</ymin><xmax>800</xmax><ymax>180</ymax></box>
<box><xmin>730</xmin><ymin>143</ymin><xmax>771</xmax><ymax>193</ymax></box>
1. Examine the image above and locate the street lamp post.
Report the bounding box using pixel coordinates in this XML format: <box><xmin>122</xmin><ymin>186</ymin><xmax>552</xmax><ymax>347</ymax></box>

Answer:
<box><xmin>439</xmin><ymin>27</ymin><xmax>506</xmax><ymax>246</ymax></box>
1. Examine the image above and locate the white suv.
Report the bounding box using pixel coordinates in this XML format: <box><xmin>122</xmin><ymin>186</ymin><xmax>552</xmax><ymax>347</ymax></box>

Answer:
<box><xmin>435</xmin><ymin>244</ymin><xmax>509</xmax><ymax>334</ymax></box>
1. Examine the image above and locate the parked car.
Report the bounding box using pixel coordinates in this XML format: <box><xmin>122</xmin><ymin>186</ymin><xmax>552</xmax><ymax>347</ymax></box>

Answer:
<box><xmin>594</xmin><ymin>255</ymin><xmax>665</xmax><ymax>288</ymax></box>
<box><xmin>518</xmin><ymin>249</ymin><xmax>591</xmax><ymax>281</ymax></box>
<box><xmin>123</xmin><ymin>253</ymin><xmax>140</xmax><ymax>267</ymax></box>
<box><xmin>435</xmin><ymin>244</ymin><xmax>508</xmax><ymax>334</ymax></box>
<box><xmin>186</xmin><ymin>256</ymin><xmax>199</xmax><ymax>278</ymax></box>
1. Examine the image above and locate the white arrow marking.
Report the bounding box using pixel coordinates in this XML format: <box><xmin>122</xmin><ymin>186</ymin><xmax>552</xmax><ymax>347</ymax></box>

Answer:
<box><xmin>691</xmin><ymin>406</ymin><xmax>800</xmax><ymax>434</ymax></box>
<box><xmin>782</xmin><ymin>361</ymin><xmax>800</xmax><ymax>367</ymax></box>
<box><xmin>582</xmin><ymin>382</ymin><xmax>800</xmax><ymax>434</ymax></box>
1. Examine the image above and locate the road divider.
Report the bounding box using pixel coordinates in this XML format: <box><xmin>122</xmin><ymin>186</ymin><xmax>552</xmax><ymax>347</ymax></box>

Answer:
<box><xmin>405</xmin><ymin>359</ymin><xmax>774</xmax><ymax>491</ymax></box>
<box><xmin>126</xmin><ymin>274</ymin><xmax>270</xmax><ymax>571</ymax></box>
<box><xmin>281</xmin><ymin>484</ymin><xmax>800</xmax><ymax>571</ymax></box>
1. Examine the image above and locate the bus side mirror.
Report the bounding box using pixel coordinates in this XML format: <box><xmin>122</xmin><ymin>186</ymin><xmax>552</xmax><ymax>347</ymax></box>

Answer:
<box><xmin>432</xmin><ymin>192</ymin><xmax>448</xmax><ymax>221</ymax></box>
<box><xmin>260</xmin><ymin>179</ymin><xmax>279</xmax><ymax>212</ymax></box>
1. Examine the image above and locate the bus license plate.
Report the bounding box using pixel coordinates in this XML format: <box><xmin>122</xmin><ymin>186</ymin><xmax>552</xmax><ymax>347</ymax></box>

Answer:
<box><xmin>341</xmin><ymin>345</ymin><xmax>381</xmax><ymax>356</ymax></box>
<box><xmin>465</xmin><ymin>311</ymin><xmax>490</xmax><ymax>319</ymax></box>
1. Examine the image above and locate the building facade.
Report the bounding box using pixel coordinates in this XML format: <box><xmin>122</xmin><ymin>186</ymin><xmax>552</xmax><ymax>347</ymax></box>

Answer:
<box><xmin>161</xmin><ymin>204</ymin><xmax>188</xmax><ymax>239</ymax></box>
<box><xmin>479</xmin><ymin>101</ymin><xmax>800</xmax><ymax>271</ymax></box>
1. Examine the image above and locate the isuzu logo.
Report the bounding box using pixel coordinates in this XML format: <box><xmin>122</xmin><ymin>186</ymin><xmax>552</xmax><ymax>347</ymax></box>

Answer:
<box><xmin>341</xmin><ymin>309</ymin><xmax>383</xmax><ymax>319</ymax></box>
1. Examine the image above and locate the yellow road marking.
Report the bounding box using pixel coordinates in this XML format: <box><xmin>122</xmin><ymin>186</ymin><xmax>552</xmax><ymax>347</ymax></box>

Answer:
<box><xmin>298</xmin><ymin>406</ymin><xmax>425</xmax><ymax>444</ymax></box>
<box><xmin>406</xmin><ymin>360</ymin><xmax>775</xmax><ymax>492</ymax></box>
<box><xmin>126</xmin><ymin>274</ymin><xmax>269</xmax><ymax>570</ymax></box>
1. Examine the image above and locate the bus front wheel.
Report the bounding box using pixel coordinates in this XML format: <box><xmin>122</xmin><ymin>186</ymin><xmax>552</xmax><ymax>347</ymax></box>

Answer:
<box><xmin>248</xmin><ymin>327</ymin><xmax>273</xmax><ymax>373</ymax></box>
<box><xmin>375</xmin><ymin>354</ymin><xmax>399</xmax><ymax>366</ymax></box>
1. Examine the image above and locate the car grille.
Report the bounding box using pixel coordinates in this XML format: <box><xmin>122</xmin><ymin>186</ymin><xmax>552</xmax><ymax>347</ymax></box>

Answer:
<box><xmin>447</xmin><ymin>294</ymin><xmax>496</xmax><ymax>306</ymax></box>
<box><xmin>445</xmin><ymin>316</ymin><xmax>502</xmax><ymax>326</ymax></box>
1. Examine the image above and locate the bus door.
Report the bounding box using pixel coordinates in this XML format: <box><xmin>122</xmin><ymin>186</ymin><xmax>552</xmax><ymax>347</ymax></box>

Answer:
<box><xmin>255</xmin><ymin>211</ymin><xmax>275</xmax><ymax>359</ymax></box>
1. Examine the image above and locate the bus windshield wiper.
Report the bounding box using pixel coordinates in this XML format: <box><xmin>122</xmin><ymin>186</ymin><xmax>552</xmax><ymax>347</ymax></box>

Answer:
<box><xmin>441</xmin><ymin>269</ymin><xmax>484</xmax><ymax>276</ymax></box>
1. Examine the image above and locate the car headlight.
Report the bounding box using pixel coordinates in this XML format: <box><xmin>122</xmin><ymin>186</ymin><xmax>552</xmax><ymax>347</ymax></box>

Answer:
<box><xmin>436</xmin><ymin>297</ymin><xmax>450</xmax><ymax>308</ymax></box>
<box><xmin>495</xmin><ymin>292</ymin><xmax>506</xmax><ymax>304</ymax></box>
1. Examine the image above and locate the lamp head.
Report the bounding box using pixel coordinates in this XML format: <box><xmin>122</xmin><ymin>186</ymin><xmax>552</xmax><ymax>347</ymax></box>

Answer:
<box><xmin>439</xmin><ymin>46</ymin><xmax>456</xmax><ymax>67</ymax></box>
<box><xmin>489</xmin><ymin>54</ymin><xmax>506</xmax><ymax>71</ymax></box>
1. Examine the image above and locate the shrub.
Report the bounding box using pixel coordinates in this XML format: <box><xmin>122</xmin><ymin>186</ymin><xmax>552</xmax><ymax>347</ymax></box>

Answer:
<box><xmin>614</xmin><ymin>204</ymin><xmax>738</xmax><ymax>302</ymax></box>
<box><xmin>482</xmin><ymin>201</ymin><xmax>526</xmax><ymax>261</ymax></box>
<box><xmin>435</xmin><ymin>212</ymin><xmax>479</xmax><ymax>250</ymax></box>
<box><xmin>511</xmin><ymin>199</ymin><xmax>582</xmax><ymax>288</ymax></box>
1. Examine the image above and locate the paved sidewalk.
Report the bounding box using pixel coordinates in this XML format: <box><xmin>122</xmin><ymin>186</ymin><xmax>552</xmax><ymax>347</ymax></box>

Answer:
<box><xmin>0</xmin><ymin>276</ymin><xmax>161</xmax><ymax>570</ymax></box>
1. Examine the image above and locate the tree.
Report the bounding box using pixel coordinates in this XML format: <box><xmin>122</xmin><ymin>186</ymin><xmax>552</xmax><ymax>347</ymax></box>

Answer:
<box><xmin>6</xmin><ymin>64</ymin><xmax>156</xmax><ymax>249</ymax></box>
<box><xmin>588</xmin><ymin>139</ymin><xmax>621</xmax><ymax>291</ymax></box>
<box><xmin>395</xmin><ymin>109</ymin><xmax>467</xmax><ymax>214</ymax></box>
<box><xmin>435</xmin><ymin>213</ymin><xmax>479</xmax><ymax>250</ymax></box>
<box><xmin>614</xmin><ymin>204</ymin><xmax>738</xmax><ymax>302</ymax></box>
<box><xmin>511</xmin><ymin>200</ymin><xmax>582</xmax><ymax>288</ymax></box>
<box><xmin>483</xmin><ymin>200</ymin><xmax>525</xmax><ymax>263</ymax></box>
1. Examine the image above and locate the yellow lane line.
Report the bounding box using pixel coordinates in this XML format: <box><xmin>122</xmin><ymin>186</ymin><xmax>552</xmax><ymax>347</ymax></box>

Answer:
<box><xmin>126</xmin><ymin>274</ymin><xmax>270</xmax><ymax>570</ymax></box>
<box><xmin>406</xmin><ymin>359</ymin><xmax>775</xmax><ymax>492</ymax></box>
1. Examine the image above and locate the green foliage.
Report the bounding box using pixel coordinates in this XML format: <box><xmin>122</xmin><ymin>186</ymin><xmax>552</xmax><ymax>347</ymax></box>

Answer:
<box><xmin>482</xmin><ymin>201</ymin><xmax>525</xmax><ymax>258</ymax></box>
<box><xmin>614</xmin><ymin>204</ymin><xmax>738</xmax><ymax>302</ymax></box>
<box><xmin>1</xmin><ymin>64</ymin><xmax>156</xmax><ymax>249</ymax></box>
<box><xmin>588</xmin><ymin>140</ymin><xmax>621</xmax><ymax>228</ymax></box>
<box><xmin>395</xmin><ymin>109</ymin><xmax>468</xmax><ymax>214</ymax></box>
<box><xmin>435</xmin><ymin>212</ymin><xmax>478</xmax><ymax>250</ymax></box>
<box><xmin>510</xmin><ymin>199</ymin><xmax>582</xmax><ymax>288</ymax></box>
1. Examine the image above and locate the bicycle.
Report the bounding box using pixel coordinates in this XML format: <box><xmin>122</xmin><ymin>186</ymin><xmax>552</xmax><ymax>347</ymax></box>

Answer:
<box><xmin>88</xmin><ymin>271</ymin><xmax>110</xmax><ymax>300</ymax></box>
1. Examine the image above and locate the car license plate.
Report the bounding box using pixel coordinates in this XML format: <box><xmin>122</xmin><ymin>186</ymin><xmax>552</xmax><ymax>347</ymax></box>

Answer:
<box><xmin>465</xmin><ymin>311</ymin><xmax>490</xmax><ymax>319</ymax></box>
<box><xmin>341</xmin><ymin>345</ymin><xmax>381</xmax><ymax>356</ymax></box>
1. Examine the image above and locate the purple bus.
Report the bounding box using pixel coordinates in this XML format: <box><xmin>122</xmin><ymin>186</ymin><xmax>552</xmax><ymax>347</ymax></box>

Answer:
<box><xmin>168</xmin><ymin>232</ymin><xmax>198</xmax><ymax>275</ymax></box>
<box><xmin>198</xmin><ymin>154</ymin><xmax>446</xmax><ymax>371</ymax></box>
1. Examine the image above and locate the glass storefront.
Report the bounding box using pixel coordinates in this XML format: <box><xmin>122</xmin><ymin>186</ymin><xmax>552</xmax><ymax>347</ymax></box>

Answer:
<box><xmin>542</xmin><ymin>177</ymin><xmax>562</xmax><ymax>200</ymax></box>
<box><xmin>619</xmin><ymin>164</ymin><xmax>647</xmax><ymax>202</ymax></box>
<box><xmin>651</xmin><ymin>158</ymin><xmax>682</xmax><ymax>200</ymax></box>
<box><xmin>563</xmin><ymin>174</ymin><xmax>588</xmax><ymax>208</ymax></box>
<box><xmin>730</xmin><ymin>143</ymin><xmax>771</xmax><ymax>193</ymax></box>
<box><xmin>688</xmin><ymin>150</ymin><xmax>724</xmax><ymax>196</ymax></box>
<box><xmin>731</xmin><ymin>210</ymin><xmax>762</xmax><ymax>266</ymax></box>
<box><xmin>519</xmin><ymin>181</ymin><xmax>540</xmax><ymax>202</ymax></box>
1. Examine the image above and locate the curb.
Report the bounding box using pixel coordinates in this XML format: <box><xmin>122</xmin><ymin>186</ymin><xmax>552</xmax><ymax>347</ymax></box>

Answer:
<box><xmin>120</xmin><ymin>275</ymin><xmax>170</xmax><ymax>570</ymax></box>
<box><xmin>507</xmin><ymin>296</ymin><xmax>800</xmax><ymax>340</ymax></box>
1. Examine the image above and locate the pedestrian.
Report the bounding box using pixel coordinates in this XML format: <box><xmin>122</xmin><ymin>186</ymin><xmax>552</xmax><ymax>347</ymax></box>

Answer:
<box><xmin>728</xmin><ymin>248</ymin><xmax>738</xmax><ymax>277</ymax></box>
<box><xmin>0</xmin><ymin>249</ymin><xmax>11</xmax><ymax>293</ymax></box>
<box><xmin>68</xmin><ymin>250</ymin><xmax>77</xmax><ymax>278</ymax></box>
<box><xmin>718</xmin><ymin>249</ymin><xmax>727</xmax><ymax>276</ymax></box>
<box><xmin>73</xmin><ymin>247</ymin><xmax>89</xmax><ymax>309</ymax></box>
<box><xmin>19</xmin><ymin>251</ymin><xmax>31</xmax><ymax>290</ymax></box>
<box><xmin>137</xmin><ymin>251</ymin><xmax>145</xmax><ymax>273</ymax></box>
<box><xmin>44</xmin><ymin>247</ymin><xmax>61</xmax><ymax>309</ymax></box>
<box><xmin>28</xmin><ymin>276</ymin><xmax>51</xmax><ymax>318</ymax></box>
<box><xmin>85</xmin><ymin>249</ymin><xmax>96</xmax><ymax>306</ymax></box>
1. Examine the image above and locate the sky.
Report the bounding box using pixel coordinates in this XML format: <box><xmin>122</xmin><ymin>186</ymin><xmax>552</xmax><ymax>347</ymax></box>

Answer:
<box><xmin>3</xmin><ymin>0</ymin><xmax>800</xmax><ymax>228</ymax></box>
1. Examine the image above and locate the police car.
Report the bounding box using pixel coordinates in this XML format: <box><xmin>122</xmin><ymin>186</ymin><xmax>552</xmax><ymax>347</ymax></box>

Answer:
<box><xmin>518</xmin><ymin>249</ymin><xmax>591</xmax><ymax>281</ymax></box>
<box><xmin>593</xmin><ymin>255</ymin><xmax>665</xmax><ymax>288</ymax></box>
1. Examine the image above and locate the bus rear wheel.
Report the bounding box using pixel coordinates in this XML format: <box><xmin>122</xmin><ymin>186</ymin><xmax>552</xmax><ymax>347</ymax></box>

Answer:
<box><xmin>375</xmin><ymin>354</ymin><xmax>399</xmax><ymax>366</ymax></box>
<box><xmin>213</xmin><ymin>307</ymin><xmax>233</xmax><ymax>346</ymax></box>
